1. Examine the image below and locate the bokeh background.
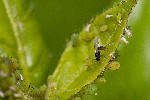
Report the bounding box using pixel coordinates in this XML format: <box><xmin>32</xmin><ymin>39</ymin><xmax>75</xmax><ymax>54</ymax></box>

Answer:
<box><xmin>2</xmin><ymin>0</ymin><xmax>149</xmax><ymax>99</ymax></box>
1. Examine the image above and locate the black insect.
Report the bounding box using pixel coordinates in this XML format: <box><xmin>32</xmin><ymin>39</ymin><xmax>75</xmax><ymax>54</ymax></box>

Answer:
<box><xmin>95</xmin><ymin>51</ymin><xmax>100</xmax><ymax>61</ymax></box>
<box><xmin>94</xmin><ymin>46</ymin><xmax>106</xmax><ymax>61</ymax></box>
<box><xmin>94</xmin><ymin>37</ymin><xmax>106</xmax><ymax>61</ymax></box>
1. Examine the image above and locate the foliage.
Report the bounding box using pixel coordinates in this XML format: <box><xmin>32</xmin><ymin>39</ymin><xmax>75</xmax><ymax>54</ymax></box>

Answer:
<box><xmin>1</xmin><ymin>0</ymin><xmax>150</xmax><ymax>100</ymax></box>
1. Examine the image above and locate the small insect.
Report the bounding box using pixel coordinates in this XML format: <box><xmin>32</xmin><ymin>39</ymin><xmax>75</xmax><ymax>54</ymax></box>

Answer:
<box><xmin>71</xmin><ymin>33</ymin><xmax>79</xmax><ymax>47</ymax></box>
<box><xmin>117</xmin><ymin>13</ymin><xmax>122</xmax><ymax>24</ymax></box>
<box><xmin>19</xmin><ymin>73</ymin><xmax>24</xmax><ymax>81</ymax></box>
<box><xmin>124</xmin><ymin>27</ymin><xmax>132</xmax><ymax>37</ymax></box>
<box><xmin>121</xmin><ymin>36</ymin><xmax>128</xmax><ymax>44</ymax></box>
<box><xmin>109</xmin><ymin>50</ymin><xmax>120</xmax><ymax>61</ymax></box>
<box><xmin>106</xmin><ymin>14</ymin><xmax>113</xmax><ymax>19</ymax></box>
<box><xmin>85</xmin><ymin>24</ymin><xmax>91</xmax><ymax>33</ymax></box>
<box><xmin>100</xmin><ymin>25</ymin><xmax>108</xmax><ymax>32</ymax></box>
<box><xmin>94</xmin><ymin>37</ymin><xmax>106</xmax><ymax>61</ymax></box>
<box><xmin>94</xmin><ymin>77</ymin><xmax>106</xmax><ymax>83</ymax></box>
<box><xmin>108</xmin><ymin>51</ymin><xmax>120</xmax><ymax>70</ymax></box>
<box><xmin>108</xmin><ymin>61</ymin><xmax>120</xmax><ymax>70</ymax></box>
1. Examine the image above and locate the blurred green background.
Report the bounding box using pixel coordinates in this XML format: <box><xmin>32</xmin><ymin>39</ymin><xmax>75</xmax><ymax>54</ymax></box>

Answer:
<box><xmin>31</xmin><ymin>0</ymin><xmax>150</xmax><ymax>99</ymax></box>
<box><xmin>33</xmin><ymin>0</ymin><xmax>120</xmax><ymax>74</ymax></box>
<box><xmin>1</xmin><ymin>0</ymin><xmax>150</xmax><ymax>99</ymax></box>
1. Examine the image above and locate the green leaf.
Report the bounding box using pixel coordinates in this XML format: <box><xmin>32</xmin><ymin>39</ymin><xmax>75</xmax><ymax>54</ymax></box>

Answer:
<box><xmin>0</xmin><ymin>0</ymin><xmax>51</xmax><ymax>87</ymax></box>
<box><xmin>46</xmin><ymin>0</ymin><xmax>138</xmax><ymax>99</ymax></box>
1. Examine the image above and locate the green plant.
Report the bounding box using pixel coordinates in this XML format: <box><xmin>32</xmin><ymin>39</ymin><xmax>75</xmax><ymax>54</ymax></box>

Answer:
<box><xmin>0</xmin><ymin>0</ymin><xmax>143</xmax><ymax>100</ymax></box>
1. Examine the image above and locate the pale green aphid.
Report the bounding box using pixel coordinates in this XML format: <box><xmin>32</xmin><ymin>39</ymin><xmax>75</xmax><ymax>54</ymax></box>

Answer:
<box><xmin>108</xmin><ymin>61</ymin><xmax>120</xmax><ymax>70</ymax></box>
<box><xmin>100</xmin><ymin>25</ymin><xmax>108</xmax><ymax>32</ymax></box>
<box><xmin>71</xmin><ymin>33</ymin><xmax>79</xmax><ymax>47</ymax></box>
<box><xmin>117</xmin><ymin>13</ymin><xmax>122</xmax><ymax>24</ymax></box>
<box><xmin>94</xmin><ymin>77</ymin><xmax>106</xmax><ymax>83</ymax></box>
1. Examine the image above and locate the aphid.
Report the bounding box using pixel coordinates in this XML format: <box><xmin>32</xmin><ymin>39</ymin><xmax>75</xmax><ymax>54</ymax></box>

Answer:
<box><xmin>108</xmin><ymin>51</ymin><xmax>120</xmax><ymax>70</ymax></box>
<box><xmin>85</xmin><ymin>18</ymin><xmax>94</xmax><ymax>33</ymax></box>
<box><xmin>71</xmin><ymin>33</ymin><xmax>79</xmax><ymax>47</ymax></box>
<box><xmin>85</xmin><ymin>24</ymin><xmax>91</xmax><ymax>33</ymax></box>
<box><xmin>100</xmin><ymin>25</ymin><xmax>108</xmax><ymax>32</ymax></box>
<box><xmin>14</xmin><ymin>93</ymin><xmax>21</xmax><ymax>98</ymax></box>
<box><xmin>121</xmin><ymin>36</ymin><xmax>128</xmax><ymax>44</ymax></box>
<box><xmin>109</xmin><ymin>49</ymin><xmax>120</xmax><ymax>62</ymax></box>
<box><xmin>94</xmin><ymin>37</ymin><xmax>106</xmax><ymax>61</ymax></box>
<box><xmin>106</xmin><ymin>14</ymin><xmax>113</xmax><ymax>19</ymax></box>
<box><xmin>94</xmin><ymin>77</ymin><xmax>106</xmax><ymax>83</ymax></box>
<box><xmin>117</xmin><ymin>13</ymin><xmax>122</xmax><ymax>24</ymax></box>
<box><xmin>19</xmin><ymin>73</ymin><xmax>24</xmax><ymax>81</ymax></box>
<box><xmin>108</xmin><ymin>61</ymin><xmax>120</xmax><ymax>70</ymax></box>
<box><xmin>109</xmin><ymin>52</ymin><xmax>115</xmax><ymax>60</ymax></box>
<box><xmin>124</xmin><ymin>27</ymin><xmax>132</xmax><ymax>37</ymax></box>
